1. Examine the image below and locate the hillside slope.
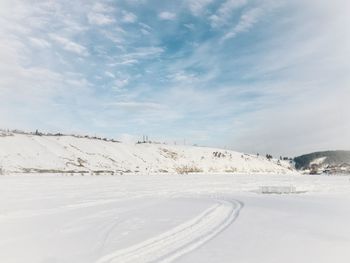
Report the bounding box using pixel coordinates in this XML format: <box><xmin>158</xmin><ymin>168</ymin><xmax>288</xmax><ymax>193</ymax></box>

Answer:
<box><xmin>294</xmin><ymin>150</ymin><xmax>350</xmax><ymax>173</ymax></box>
<box><xmin>0</xmin><ymin>133</ymin><xmax>293</xmax><ymax>174</ymax></box>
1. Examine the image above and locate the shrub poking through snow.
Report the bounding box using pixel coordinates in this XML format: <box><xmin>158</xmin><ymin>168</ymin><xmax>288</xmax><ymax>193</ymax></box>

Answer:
<box><xmin>175</xmin><ymin>166</ymin><xmax>203</xmax><ymax>174</ymax></box>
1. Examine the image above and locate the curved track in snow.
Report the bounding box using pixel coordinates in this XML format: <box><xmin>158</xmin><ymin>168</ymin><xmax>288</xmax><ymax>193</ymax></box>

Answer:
<box><xmin>95</xmin><ymin>199</ymin><xmax>243</xmax><ymax>263</ymax></box>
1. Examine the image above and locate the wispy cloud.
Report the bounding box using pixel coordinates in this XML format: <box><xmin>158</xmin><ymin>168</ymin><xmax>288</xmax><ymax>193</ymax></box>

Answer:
<box><xmin>113</xmin><ymin>78</ymin><xmax>129</xmax><ymax>89</ymax></box>
<box><xmin>29</xmin><ymin>37</ymin><xmax>51</xmax><ymax>48</ymax></box>
<box><xmin>167</xmin><ymin>71</ymin><xmax>198</xmax><ymax>83</ymax></box>
<box><xmin>222</xmin><ymin>7</ymin><xmax>263</xmax><ymax>41</ymax></box>
<box><xmin>210</xmin><ymin>0</ymin><xmax>247</xmax><ymax>27</ymax></box>
<box><xmin>188</xmin><ymin>0</ymin><xmax>213</xmax><ymax>16</ymax></box>
<box><xmin>87</xmin><ymin>12</ymin><xmax>115</xmax><ymax>25</ymax></box>
<box><xmin>113</xmin><ymin>101</ymin><xmax>164</xmax><ymax>111</ymax></box>
<box><xmin>49</xmin><ymin>34</ymin><xmax>88</xmax><ymax>56</ymax></box>
<box><xmin>159</xmin><ymin>11</ymin><xmax>176</xmax><ymax>21</ymax></box>
<box><xmin>122</xmin><ymin>11</ymin><xmax>137</xmax><ymax>23</ymax></box>
<box><xmin>122</xmin><ymin>47</ymin><xmax>165</xmax><ymax>60</ymax></box>
<box><xmin>109</xmin><ymin>59</ymin><xmax>139</xmax><ymax>66</ymax></box>
<box><xmin>87</xmin><ymin>2</ymin><xmax>116</xmax><ymax>25</ymax></box>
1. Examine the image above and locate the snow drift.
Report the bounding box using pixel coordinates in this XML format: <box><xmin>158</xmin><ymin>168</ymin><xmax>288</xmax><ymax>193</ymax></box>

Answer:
<box><xmin>0</xmin><ymin>133</ymin><xmax>293</xmax><ymax>174</ymax></box>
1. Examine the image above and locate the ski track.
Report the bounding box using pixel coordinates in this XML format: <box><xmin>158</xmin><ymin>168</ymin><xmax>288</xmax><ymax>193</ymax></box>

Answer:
<box><xmin>95</xmin><ymin>199</ymin><xmax>242</xmax><ymax>263</ymax></box>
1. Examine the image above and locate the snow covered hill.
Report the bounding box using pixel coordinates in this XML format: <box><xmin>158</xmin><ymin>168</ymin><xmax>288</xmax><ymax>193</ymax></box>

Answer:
<box><xmin>0</xmin><ymin>132</ymin><xmax>293</xmax><ymax>174</ymax></box>
<box><xmin>294</xmin><ymin>150</ymin><xmax>350</xmax><ymax>174</ymax></box>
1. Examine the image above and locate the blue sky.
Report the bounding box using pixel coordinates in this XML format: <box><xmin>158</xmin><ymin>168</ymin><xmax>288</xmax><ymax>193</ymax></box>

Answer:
<box><xmin>0</xmin><ymin>0</ymin><xmax>349</xmax><ymax>156</ymax></box>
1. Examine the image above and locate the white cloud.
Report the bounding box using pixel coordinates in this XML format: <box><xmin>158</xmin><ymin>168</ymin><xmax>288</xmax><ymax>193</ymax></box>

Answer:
<box><xmin>105</xmin><ymin>71</ymin><xmax>115</xmax><ymax>78</ymax></box>
<box><xmin>87</xmin><ymin>2</ymin><xmax>116</xmax><ymax>26</ymax></box>
<box><xmin>106</xmin><ymin>100</ymin><xmax>178</xmax><ymax>127</ymax></box>
<box><xmin>87</xmin><ymin>12</ymin><xmax>115</xmax><ymax>25</ymax></box>
<box><xmin>168</xmin><ymin>71</ymin><xmax>198</xmax><ymax>83</ymax></box>
<box><xmin>188</xmin><ymin>0</ymin><xmax>213</xmax><ymax>16</ymax></box>
<box><xmin>109</xmin><ymin>59</ymin><xmax>139</xmax><ymax>66</ymax></box>
<box><xmin>159</xmin><ymin>11</ymin><xmax>176</xmax><ymax>21</ymax></box>
<box><xmin>122</xmin><ymin>11</ymin><xmax>137</xmax><ymax>23</ymax></box>
<box><xmin>113</xmin><ymin>78</ymin><xmax>129</xmax><ymax>89</ymax></box>
<box><xmin>101</xmin><ymin>29</ymin><xmax>125</xmax><ymax>44</ymax></box>
<box><xmin>139</xmin><ymin>22</ymin><xmax>152</xmax><ymax>30</ymax></box>
<box><xmin>29</xmin><ymin>37</ymin><xmax>51</xmax><ymax>48</ymax></box>
<box><xmin>49</xmin><ymin>34</ymin><xmax>88</xmax><ymax>56</ymax></box>
<box><xmin>210</xmin><ymin>0</ymin><xmax>247</xmax><ymax>28</ymax></box>
<box><xmin>122</xmin><ymin>47</ymin><xmax>165</xmax><ymax>60</ymax></box>
<box><xmin>139</xmin><ymin>22</ymin><xmax>152</xmax><ymax>35</ymax></box>
<box><xmin>184</xmin><ymin>23</ymin><xmax>195</xmax><ymax>31</ymax></box>
<box><xmin>140</xmin><ymin>28</ymin><xmax>150</xmax><ymax>35</ymax></box>
<box><xmin>222</xmin><ymin>7</ymin><xmax>263</xmax><ymax>41</ymax></box>
<box><xmin>113</xmin><ymin>101</ymin><xmax>164</xmax><ymax>111</ymax></box>
<box><xmin>91</xmin><ymin>2</ymin><xmax>112</xmax><ymax>13</ymax></box>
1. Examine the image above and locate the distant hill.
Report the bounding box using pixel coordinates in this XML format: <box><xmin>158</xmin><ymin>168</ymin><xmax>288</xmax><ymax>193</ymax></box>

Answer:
<box><xmin>294</xmin><ymin>150</ymin><xmax>350</xmax><ymax>173</ymax></box>
<box><xmin>0</xmin><ymin>132</ymin><xmax>293</xmax><ymax>175</ymax></box>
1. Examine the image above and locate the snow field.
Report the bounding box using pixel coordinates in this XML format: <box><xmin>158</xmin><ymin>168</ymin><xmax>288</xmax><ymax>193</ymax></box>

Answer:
<box><xmin>0</xmin><ymin>174</ymin><xmax>349</xmax><ymax>263</ymax></box>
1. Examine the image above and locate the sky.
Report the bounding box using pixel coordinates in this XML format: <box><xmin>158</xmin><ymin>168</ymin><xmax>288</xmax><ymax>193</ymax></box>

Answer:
<box><xmin>0</xmin><ymin>0</ymin><xmax>349</xmax><ymax>156</ymax></box>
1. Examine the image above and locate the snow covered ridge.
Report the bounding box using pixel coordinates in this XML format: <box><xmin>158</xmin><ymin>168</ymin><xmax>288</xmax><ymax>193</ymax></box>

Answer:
<box><xmin>0</xmin><ymin>133</ymin><xmax>294</xmax><ymax>175</ymax></box>
<box><xmin>294</xmin><ymin>150</ymin><xmax>350</xmax><ymax>174</ymax></box>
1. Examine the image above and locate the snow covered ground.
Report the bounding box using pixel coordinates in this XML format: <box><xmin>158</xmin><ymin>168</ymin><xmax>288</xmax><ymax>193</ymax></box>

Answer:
<box><xmin>1</xmin><ymin>173</ymin><xmax>350</xmax><ymax>263</ymax></box>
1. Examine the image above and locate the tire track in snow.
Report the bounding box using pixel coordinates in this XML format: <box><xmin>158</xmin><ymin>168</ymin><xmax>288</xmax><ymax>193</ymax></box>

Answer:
<box><xmin>95</xmin><ymin>199</ymin><xmax>242</xmax><ymax>263</ymax></box>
